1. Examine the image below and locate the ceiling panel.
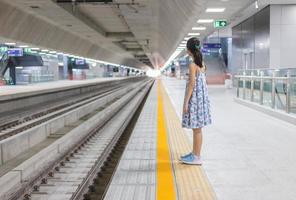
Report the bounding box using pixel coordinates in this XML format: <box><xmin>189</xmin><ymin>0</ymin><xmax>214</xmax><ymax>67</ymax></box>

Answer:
<box><xmin>1</xmin><ymin>0</ymin><xmax>260</xmax><ymax>69</ymax></box>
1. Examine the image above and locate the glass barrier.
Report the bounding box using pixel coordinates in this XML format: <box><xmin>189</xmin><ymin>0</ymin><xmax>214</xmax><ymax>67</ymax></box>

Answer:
<box><xmin>253</xmin><ymin>79</ymin><xmax>261</xmax><ymax>103</ymax></box>
<box><xmin>235</xmin><ymin>68</ymin><xmax>296</xmax><ymax>115</ymax></box>
<box><xmin>263</xmin><ymin>79</ymin><xmax>272</xmax><ymax>107</ymax></box>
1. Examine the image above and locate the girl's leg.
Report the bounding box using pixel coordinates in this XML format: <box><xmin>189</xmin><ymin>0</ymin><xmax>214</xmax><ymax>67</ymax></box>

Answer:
<box><xmin>192</xmin><ymin>128</ymin><xmax>202</xmax><ymax>156</ymax></box>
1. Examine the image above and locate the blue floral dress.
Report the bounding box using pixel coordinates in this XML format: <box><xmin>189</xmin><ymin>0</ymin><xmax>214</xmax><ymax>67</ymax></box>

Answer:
<box><xmin>182</xmin><ymin>69</ymin><xmax>212</xmax><ymax>129</ymax></box>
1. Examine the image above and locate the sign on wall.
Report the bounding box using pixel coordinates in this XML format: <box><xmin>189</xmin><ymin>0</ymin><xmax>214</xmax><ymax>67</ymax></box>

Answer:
<box><xmin>75</xmin><ymin>59</ymin><xmax>85</xmax><ymax>65</ymax></box>
<box><xmin>214</xmin><ymin>20</ymin><xmax>227</xmax><ymax>28</ymax></box>
<box><xmin>203</xmin><ymin>43</ymin><xmax>222</xmax><ymax>49</ymax></box>
<box><xmin>8</xmin><ymin>48</ymin><xmax>23</xmax><ymax>57</ymax></box>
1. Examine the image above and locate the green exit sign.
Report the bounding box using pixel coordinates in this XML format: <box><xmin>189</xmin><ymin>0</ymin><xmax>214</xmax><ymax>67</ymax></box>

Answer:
<box><xmin>24</xmin><ymin>48</ymin><xmax>32</xmax><ymax>53</ymax></box>
<box><xmin>0</xmin><ymin>46</ymin><xmax>8</xmax><ymax>52</ymax></box>
<box><xmin>214</xmin><ymin>20</ymin><xmax>227</xmax><ymax>28</ymax></box>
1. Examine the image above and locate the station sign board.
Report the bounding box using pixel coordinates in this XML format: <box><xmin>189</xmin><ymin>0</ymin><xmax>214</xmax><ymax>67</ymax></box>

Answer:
<box><xmin>202</xmin><ymin>48</ymin><xmax>210</xmax><ymax>53</ymax></box>
<box><xmin>8</xmin><ymin>48</ymin><xmax>23</xmax><ymax>57</ymax></box>
<box><xmin>203</xmin><ymin>43</ymin><xmax>222</xmax><ymax>49</ymax></box>
<box><xmin>214</xmin><ymin>20</ymin><xmax>227</xmax><ymax>28</ymax></box>
<box><xmin>75</xmin><ymin>59</ymin><xmax>85</xmax><ymax>65</ymax></box>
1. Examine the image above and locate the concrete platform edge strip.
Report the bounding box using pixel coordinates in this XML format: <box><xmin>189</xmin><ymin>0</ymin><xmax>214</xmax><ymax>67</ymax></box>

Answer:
<box><xmin>160</xmin><ymin>80</ymin><xmax>217</xmax><ymax>200</ymax></box>
<box><xmin>0</xmin><ymin>77</ymin><xmax>133</xmax><ymax>101</ymax></box>
<box><xmin>0</xmin><ymin>77</ymin><xmax>141</xmax><ymax>114</ymax></box>
<box><xmin>234</xmin><ymin>98</ymin><xmax>296</xmax><ymax>125</ymax></box>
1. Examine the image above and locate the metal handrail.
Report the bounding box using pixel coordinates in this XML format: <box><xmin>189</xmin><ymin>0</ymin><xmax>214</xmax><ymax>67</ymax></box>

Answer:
<box><xmin>234</xmin><ymin>70</ymin><xmax>295</xmax><ymax>114</ymax></box>
<box><xmin>235</xmin><ymin>75</ymin><xmax>296</xmax><ymax>80</ymax></box>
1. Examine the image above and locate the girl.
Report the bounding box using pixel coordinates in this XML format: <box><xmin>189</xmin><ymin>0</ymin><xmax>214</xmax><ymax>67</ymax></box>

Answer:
<box><xmin>180</xmin><ymin>37</ymin><xmax>212</xmax><ymax>165</ymax></box>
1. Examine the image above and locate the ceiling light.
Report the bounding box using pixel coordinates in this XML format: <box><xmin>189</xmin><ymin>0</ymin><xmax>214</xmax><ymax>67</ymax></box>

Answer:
<box><xmin>5</xmin><ymin>42</ymin><xmax>16</xmax><ymax>46</ymax></box>
<box><xmin>184</xmin><ymin>37</ymin><xmax>191</xmax><ymax>40</ymax></box>
<box><xmin>188</xmin><ymin>33</ymin><xmax>200</xmax><ymax>36</ymax></box>
<box><xmin>31</xmin><ymin>47</ymin><xmax>40</xmax><ymax>50</ymax></box>
<box><xmin>41</xmin><ymin>49</ymin><xmax>49</xmax><ymax>52</ymax></box>
<box><xmin>49</xmin><ymin>51</ymin><xmax>57</xmax><ymax>54</ymax></box>
<box><xmin>192</xmin><ymin>27</ymin><xmax>206</xmax><ymax>31</ymax></box>
<box><xmin>255</xmin><ymin>0</ymin><xmax>259</xmax><ymax>9</ymax></box>
<box><xmin>19</xmin><ymin>45</ymin><xmax>29</xmax><ymax>48</ymax></box>
<box><xmin>206</xmin><ymin>8</ymin><xmax>225</xmax><ymax>13</ymax></box>
<box><xmin>179</xmin><ymin>44</ymin><xmax>186</xmax><ymax>46</ymax></box>
<box><xmin>197</xmin><ymin>19</ymin><xmax>214</xmax><ymax>23</ymax></box>
<box><xmin>181</xmin><ymin>41</ymin><xmax>187</xmax><ymax>44</ymax></box>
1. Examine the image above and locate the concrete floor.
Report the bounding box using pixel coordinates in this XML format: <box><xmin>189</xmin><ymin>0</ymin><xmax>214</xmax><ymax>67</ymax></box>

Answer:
<box><xmin>162</xmin><ymin>76</ymin><xmax>296</xmax><ymax>200</ymax></box>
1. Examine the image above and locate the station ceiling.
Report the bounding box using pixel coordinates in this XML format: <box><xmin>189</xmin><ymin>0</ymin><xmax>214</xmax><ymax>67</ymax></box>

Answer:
<box><xmin>0</xmin><ymin>0</ymin><xmax>256</xmax><ymax>69</ymax></box>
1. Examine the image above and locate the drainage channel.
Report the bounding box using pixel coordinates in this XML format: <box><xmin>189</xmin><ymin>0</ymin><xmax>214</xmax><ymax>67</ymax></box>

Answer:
<box><xmin>80</xmin><ymin>82</ymin><xmax>152</xmax><ymax>200</ymax></box>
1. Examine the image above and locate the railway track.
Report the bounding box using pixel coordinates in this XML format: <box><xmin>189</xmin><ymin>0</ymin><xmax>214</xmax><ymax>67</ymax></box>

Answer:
<box><xmin>0</xmin><ymin>77</ymin><xmax>142</xmax><ymax>131</ymax></box>
<box><xmin>2</xmin><ymin>79</ymin><xmax>154</xmax><ymax>200</ymax></box>
<box><xmin>0</xmin><ymin>78</ymin><xmax>147</xmax><ymax>141</ymax></box>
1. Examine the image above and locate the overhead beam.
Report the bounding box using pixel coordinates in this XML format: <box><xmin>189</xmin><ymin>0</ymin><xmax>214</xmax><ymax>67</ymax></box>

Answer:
<box><xmin>126</xmin><ymin>48</ymin><xmax>143</xmax><ymax>52</ymax></box>
<box><xmin>54</xmin><ymin>1</ymin><xmax>136</xmax><ymax>40</ymax></box>
<box><xmin>106</xmin><ymin>32</ymin><xmax>134</xmax><ymax>38</ymax></box>
<box><xmin>55</xmin><ymin>0</ymin><xmax>139</xmax><ymax>6</ymax></box>
<box><xmin>56</xmin><ymin>0</ymin><xmax>112</xmax><ymax>3</ymax></box>
<box><xmin>134</xmin><ymin>54</ymin><xmax>149</xmax><ymax>58</ymax></box>
<box><xmin>55</xmin><ymin>2</ymin><xmax>107</xmax><ymax>36</ymax></box>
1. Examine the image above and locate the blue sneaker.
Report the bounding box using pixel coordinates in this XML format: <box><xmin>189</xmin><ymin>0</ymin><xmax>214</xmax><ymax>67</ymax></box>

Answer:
<box><xmin>179</xmin><ymin>152</ymin><xmax>193</xmax><ymax>160</ymax></box>
<box><xmin>180</xmin><ymin>154</ymin><xmax>202</xmax><ymax>165</ymax></box>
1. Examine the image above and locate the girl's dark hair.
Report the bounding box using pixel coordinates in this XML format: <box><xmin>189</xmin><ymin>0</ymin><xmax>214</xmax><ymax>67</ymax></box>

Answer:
<box><xmin>186</xmin><ymin>37</ymin><xmax>203</xmax><ymax>68</ymax></box>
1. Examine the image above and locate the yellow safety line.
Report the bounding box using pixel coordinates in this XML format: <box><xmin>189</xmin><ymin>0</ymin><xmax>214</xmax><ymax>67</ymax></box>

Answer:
<box><xmin>157</xmin><ymin>80</ymin><xmax>177</xmax><ymax>200</ymax></box>
<box><xmin>159</xmin><ymin>80</ymin><xmax>216</xmax><ymax>200</ymax></box>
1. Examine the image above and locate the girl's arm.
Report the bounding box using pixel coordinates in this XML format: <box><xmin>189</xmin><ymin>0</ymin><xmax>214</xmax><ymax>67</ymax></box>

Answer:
<box><xmin>183</xmin><ymin>63</ymin><xmax>197</xmax><ymax>113</ymax></box>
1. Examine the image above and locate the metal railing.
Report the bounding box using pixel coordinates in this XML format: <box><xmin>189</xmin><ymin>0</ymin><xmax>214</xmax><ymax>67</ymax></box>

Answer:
<box><xmin>234</xmin><ymin>68</ymin><xmax>296</xmax><ymax>114</ymax></box>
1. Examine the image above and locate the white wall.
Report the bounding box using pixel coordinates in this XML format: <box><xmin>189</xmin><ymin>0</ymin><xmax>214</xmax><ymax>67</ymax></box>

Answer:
<box><xmin>270</xmin><ymin>5</ymin><xmax>296</xmax><ymax>68</ymax></box>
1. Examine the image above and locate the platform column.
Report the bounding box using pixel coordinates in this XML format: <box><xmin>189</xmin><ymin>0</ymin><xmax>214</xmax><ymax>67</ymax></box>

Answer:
<box><xmin>260</xmin><ymin>71</ymin><xmax>264</xmax><ymax>105</ymax></box>
<box><xmin>271</xmin><ymin>71</ymin><xmax>276</xmax><ymax>109</ymax></box>
<box><xmin>286</xmin><ymin>70</ymin><xmax>291</xmax><ymax>113</ymax></box>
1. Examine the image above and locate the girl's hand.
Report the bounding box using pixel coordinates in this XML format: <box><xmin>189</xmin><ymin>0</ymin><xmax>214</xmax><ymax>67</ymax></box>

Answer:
<box><xmin>183</xmin><ymin>102</ymin><xmax>189</xmax><ymax>114</ymax></box>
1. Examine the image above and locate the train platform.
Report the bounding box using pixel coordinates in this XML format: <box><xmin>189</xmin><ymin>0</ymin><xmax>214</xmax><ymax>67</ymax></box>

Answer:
<box><xmin>0</xmin><ymin>77</ymin><xmax>126</xmax><ymax>101</ymax></box>
<box><xmin>104</xmin><ymin>78</ymin><xmax>215</xmax><ymax>200</ymax></box>
<box><xmin>104</xmin><ymin>77</ymin><xmax>296</xmax><ymax>200</ymax></box>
